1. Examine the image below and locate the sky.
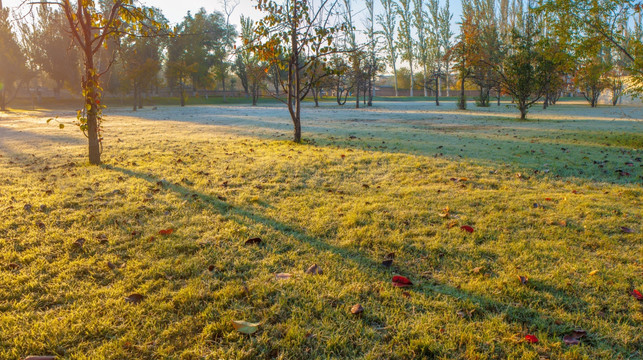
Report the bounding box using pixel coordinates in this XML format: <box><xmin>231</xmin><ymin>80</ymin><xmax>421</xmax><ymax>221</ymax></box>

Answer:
<box><xmin>3</xmin><ymin>0</ymin><xmax>464</xmax><ymax>34</ymax></box>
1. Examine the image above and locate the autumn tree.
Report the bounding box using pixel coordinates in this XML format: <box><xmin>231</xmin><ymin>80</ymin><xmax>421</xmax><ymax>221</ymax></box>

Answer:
<box><xmin>539</xmin><ymin>0</ymin><xmax>643</xmax><ymax>95</ymax></box>
<box><xmin>253</xmin><ymin>0</ymin><xmax>343</xmax><ymax>143</ymax></box>
<box><xmin>363</xmin><ymin>0</ymin><xmax>379</xmax><ymax>106</ymax></box>
<box><xmin>413</xmin><ymin>0</ymin><xmax>429</xmax><ymax>97</ymax></box>
<box><xmin>35</xmin><ymin>1</ymin><xmax>166</xmax><ymax>164</ymax></box>
<box><xmin>236</xmin><ymin>16</ymin><xmax>267</xmax><ymax>105</ymax></box>
<box><xmin>440</xmin><ymin>0</ymin><xmax>454</xmax><ymax>97</ymax></box>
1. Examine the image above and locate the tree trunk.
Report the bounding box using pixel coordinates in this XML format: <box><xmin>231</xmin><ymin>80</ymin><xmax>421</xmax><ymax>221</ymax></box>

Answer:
<box><xmin>393</xmin><ymin>63</ymin><xmax>398</xmax><ymax>97</ymax></box>
<box><xmin>423</xmin><ymin>64</ymin><xmax>428</xmax><ymax>97</ymax></box>
<box><xmin>355</xmin><ymin>81</ymin><xmax>360</xmax><ymax>109</ymax></box>
<box><xmin>222</xmin><ymin>76</ymin><xmax>227</xmax><ymax>103</ymax></box>
<box><xmin>85</xmin><ymin>64</ymin><xmax>101</xmax><ymax>165</ymax></box>
<box><xmin>445</xmin><ymin>63</ymin><xmax>450</xmax><ymax>97</ymax></box>
<box><xmin>409</xmin><ymin>59</ymin><xmax>414</xmax><ymax>97</ymax></box>
<box><xmin>435</xmin><ymin>76</ymin><xmax>440</xmax><ymax>106</ymax></box>
<box><xmin>133</xmin><ymin>86</ymin><xmax>137</xmax><ymax>111</ymax></box>
<box><xmin>458</xmin><ymin>74</ymin><xmax>466</xmax><ymax>110</ymax></box>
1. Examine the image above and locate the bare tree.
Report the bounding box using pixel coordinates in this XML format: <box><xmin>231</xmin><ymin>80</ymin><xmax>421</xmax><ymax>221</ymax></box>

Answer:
<box><xmin>397</xmin><ymin>0</ymin><xmax>415</xmax><ymax>96</ymax></box>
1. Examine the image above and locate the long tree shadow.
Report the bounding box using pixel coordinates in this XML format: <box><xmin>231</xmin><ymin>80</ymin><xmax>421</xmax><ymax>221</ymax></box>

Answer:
<box><xmin>105</xmin><ymin>164</ymin><xmax>640</xmax><ymax>356</ymax></box>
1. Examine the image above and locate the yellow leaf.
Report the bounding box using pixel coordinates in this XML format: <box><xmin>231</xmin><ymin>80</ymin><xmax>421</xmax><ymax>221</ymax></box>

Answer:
<box><xmin>589</xmin><ymin>270</ymin><xmax>599</xmax><ymax>276</ymax></box>
<box><xmin>232</xmin><ymin>320</ymin><xmax>260</xmax><ymax>334</ymax></box>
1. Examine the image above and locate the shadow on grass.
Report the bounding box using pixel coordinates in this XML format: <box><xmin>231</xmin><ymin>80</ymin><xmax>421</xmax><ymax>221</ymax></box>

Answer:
<box><xmin>105</xmin><ymin>164</ymin><xmax>640</xmax><ymax>357</ymax></box>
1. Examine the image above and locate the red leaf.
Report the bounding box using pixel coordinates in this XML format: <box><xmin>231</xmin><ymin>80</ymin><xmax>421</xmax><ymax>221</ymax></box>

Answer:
<box><xmin>525</xmin><ymin>334</ymin><xmax>539</xmax><ymax>343</ymax></box>
<box><xmin>159</xmin><ymin>228</ymin><xmax>174</xmax><ymax>236</ymax></box>
<box><xmin>392</xmin><ymin>275</ymin><xmax>413</xmax><ymax>287</ymax></box>
<box><xmin>461</xmin><ymin>225</ymin><xmax>474</xmax><ymax>233</ymax></box>
<box><xmin>631</xmin><ymin>289</ymin><xmax>643</xmax><ymax>301</ymax></box>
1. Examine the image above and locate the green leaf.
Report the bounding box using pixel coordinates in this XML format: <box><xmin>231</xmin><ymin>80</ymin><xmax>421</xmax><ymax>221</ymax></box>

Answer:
<box><xmin>232</xmin><ymin>320</ymin><xmax>260</xmax><ymax>334</ymax></box>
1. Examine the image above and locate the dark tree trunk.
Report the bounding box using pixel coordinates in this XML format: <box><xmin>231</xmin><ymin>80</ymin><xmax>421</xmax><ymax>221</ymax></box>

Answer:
<box><xmin>84</xmin><ymin>61</ymin><xmax>101</xmax><ymax>165</ymax></box>
<box><xmin>458</xmin><ymin>74</ymin><xmax>466</xmax><ymax>110</ymax></box>
<box><xmin>133</xmin><ymin>86</ymin><xmax>138</xmax><ymax>111</ymax></box>
<box><xmin>435</xmin><ymin>76</ymin><xmax>440</xmax><ymax>106</ymax></box>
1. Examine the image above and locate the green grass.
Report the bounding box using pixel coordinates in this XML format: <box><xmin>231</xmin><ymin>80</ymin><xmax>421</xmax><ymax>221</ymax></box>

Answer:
<box><xmin>0</xmin><ymin>101</ymin><xmax>641</xmax><ymax>359</ymax></box>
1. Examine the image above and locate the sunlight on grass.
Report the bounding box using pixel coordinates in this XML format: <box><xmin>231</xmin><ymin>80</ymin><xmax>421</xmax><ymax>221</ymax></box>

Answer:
<box><xmin>0</xmin><ymin>102</ymin><xmax>641</xmax><ymax>359</ymax></box>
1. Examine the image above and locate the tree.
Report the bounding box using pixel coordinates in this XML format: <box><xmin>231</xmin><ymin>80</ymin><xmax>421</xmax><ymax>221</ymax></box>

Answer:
<box><xmin>498</xmin><ymin>28</ymin><xmax>547</xmax><ymax>120</ymax></box>
<box><xmin>397</xmin><ymin>0</ymin><xmax>415</xmax><ymax>96</ymax></box>
<box><xmin>539</xmin><ymin>0</ymin><xmax>643</xmax><ymax>95</ymax></box>
<box><xmin>119</xmin><ymin>7</ymin><xmax>167</xmax><ymax>110</ymax></box>
<box><xmin>237</xmin><ymin>16</ymin><xmax>267</xmax><ymax>105</ymax></box>
<box><xmin>575</xmin><ymin>56</ymin><xmax>611</xmax><ymax>107</ymax></box>
<box><xmin>25</xmin><ymin>4</ymin><xmax>80</xmax><ymax>99</ymax></box>
<box><xmin>48</xmin><ymin>0</ymin><xmax>166</xmax><ymax>164</ymax></box>
<box><xmin>413</xmin><ymin>0</ymin><xmax>429</xmax><ymax>97</ymax></box>
<box><xmin>440</xmin><ymin>0</ymin><xmax>454</xmax><ymax>97</ymax></box>
<box><xmin>253</xmin><ymin>0</ymin><xmax>343</xmax><ymax>143</ymax></box>
<box><xmin>363</xmin><ymin>0</ymin><xmax>379</xmax><ymax>106</ymax></box>
<box><xmin>453</xmin><ymin>0</ymin><xmax>480</xmax><ymax>109</ymax></box>
<box><xmin>219</xmin><ymin>0</ymin><xmax>239</xmax><ymax>102</ymax></box>
<box><xmin>378</xmin><ymin>0</ymin><xmax>399</xmax><ymax>96</ymax></box>
<box><xmin>0</xmin><ymin>6</ymin><xmax>27</xmax><ymax>111</ymax></box>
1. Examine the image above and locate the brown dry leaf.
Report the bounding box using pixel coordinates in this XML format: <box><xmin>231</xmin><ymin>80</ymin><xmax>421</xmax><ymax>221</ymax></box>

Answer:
<box><xmin>208</xmin><ymin>265</ymin><xmax>215</xmax><ymax>271</ymax></box>
<box><xmin>8</xmin><ymin>263</ymin><xmax>20</xmax><ymax>270</ymax></box>
<box><xmin>305</xmin><ymin>264</ymin><xmax>323</xmax><ymax>275</ymax></box>
<box><xmin>24</xmin><ymin>357</ymin><xmax>57</xmax><ymax>360</ymax></box>
<box><xmin>621</xmin><ymin>227</ymin><xmax>634</xmax><ymax>233</ymax></box>
<box><xmin>96</xmin><ymin>234</ymin><xmax>108</xmax><ymax>244</ymax></box>
<box><xmin>350</xmin><ymin>304</ymin><xmax>364</xmax><ymax>315</ymax></box>
<box><xmin>518</xmin><ymin>275</ymin><xmax>528</xmax><ymax>285</ymax></box>
<box><xmin>562</xmin><ymin>329</ymin><xmax>587</xmax><ymax>346</ymax></box>
<box><xmin>73</xmin><ymin>238</ymin><xmax>86</xmax><ymax>248</ymax></box>
<box><xmin>107</xmin><ymin>261</ymin><xmax>116</xmax><ymax>270</ymax></box>
<box><xmin>124</xmin><ymin>293</ymin><xmax>145</xmax><ymax>304</ymax></box>
<box><xmin>245</xmin><ymin>237</ymin><xmax>262</xmax><ymax>245</ymax></box>
<box><xmin>472</xmin><ymin>267</ymin><xmax>483</xmax><ymax>274</ymax></box>
<box><xmin>382</xmin><ymin>259</ymin><xmax>393</xmax><ymax>267</ymax></box>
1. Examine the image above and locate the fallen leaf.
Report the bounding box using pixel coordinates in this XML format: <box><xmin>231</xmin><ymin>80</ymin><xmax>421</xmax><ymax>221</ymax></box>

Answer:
<box><xmin>107</xmin><ymin>261</ymin><xmax>116</xmax><ymax>270</ymax></box>
<box><xmin>563</xmin><ymin>329</ymin><xmax>586</xmax><ymax>345</ymax></box>
<box><xmin>518</xmin><ymin>275</ymin><xmax>528</xmax><ymax>285</ymax></box>
<box><xmin>631</xmin><ymin>289</ymin><xmax>643</xmax><ymax>301</ymax></box>
<box><xmin>382</xmin><ymin>259</ymin><xmax>393</xmax><ymax>267</ymax></box>
<box><xmin>524</xmin><ymin>334</ymin><xmax>539</xmax><ymax>343</ymax></box>
<box><xmin>621</xmin><ymin>227</ymin><xmax>634</xmax><ymax>234</ymax></box>
<box><xmin>472</xmin><ymin>267</ymin><xmax>483</xmax><ymax>274</ymax></box>
<box><xmin>460</xmin><ymin>225</ymin><xmax>474</xmax><ymax>233</ymax></box>
<box><xmin>72</xmin><ymin>238</ymin><xmax>86</xmax><ymax>248</ymax></box>
<box><xmin>276</xmin><ymin>273</ymin><xmax>293</xmax><ymax>280</ymax></box>
<box><xmin>392</xmin><ymin>275</ymin><xmax>413</xmax><ymax>287</ymax></box>
<box><xmin>159</xmin><ymin>228</ymin><xmax>174</xmax><ymax>236</ymax></box>
<box><xmin>385</xmin><ymin>252</ymin><xmax>395</xmax><ymax>259</ymax></box>
<box><xmin>305</xmin><ymin>264</ymin><xmax>323</xmax><ymax>275</ymax></box>
<box><xmin>24</xmin><ymin>357</ymin><xmax>57</xmax><ymax>360</ymax></box>
<box><xmin>402</xmin><ymin>291</ymin><xmax>411</xmax><ymax>298</ymax></box>
<box><xmin>350</xmin><ymin>304</ymin><xmax>364</xmax><ymax>315</ymax></box>
<box><xmin>208</xmin><ymin>265</ymin><xmax>215</xmax><ymax>271</ymax></box>
<box><xmin>589</xmin><ymin>270</ymin><xmax>599</xmax><ymax>276</ymax></box>
<box><xmin>96</xmin><ymin>234</ymin><xmax>108</xmax><ymax>244</ymax></box>
<box><xmin>124</xmin><ymin>293</ymin><xmax>145</xmax><ymax>304</ymax></box>
<box><xmin>245</xmin><ymin>237</ymin><xmax>262</xmax><ymax>245</ymax></box>
<box><xmin>232</xmin><ymin>320</ymin><xmax>260</xmax><ymax>334</ymax></box>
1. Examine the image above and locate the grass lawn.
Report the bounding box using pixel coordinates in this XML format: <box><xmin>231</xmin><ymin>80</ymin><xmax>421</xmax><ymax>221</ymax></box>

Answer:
<box><xmin>0</xmin><ymin>101</ymin><xmax>641</xmax><ymax>359</ymax></box>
